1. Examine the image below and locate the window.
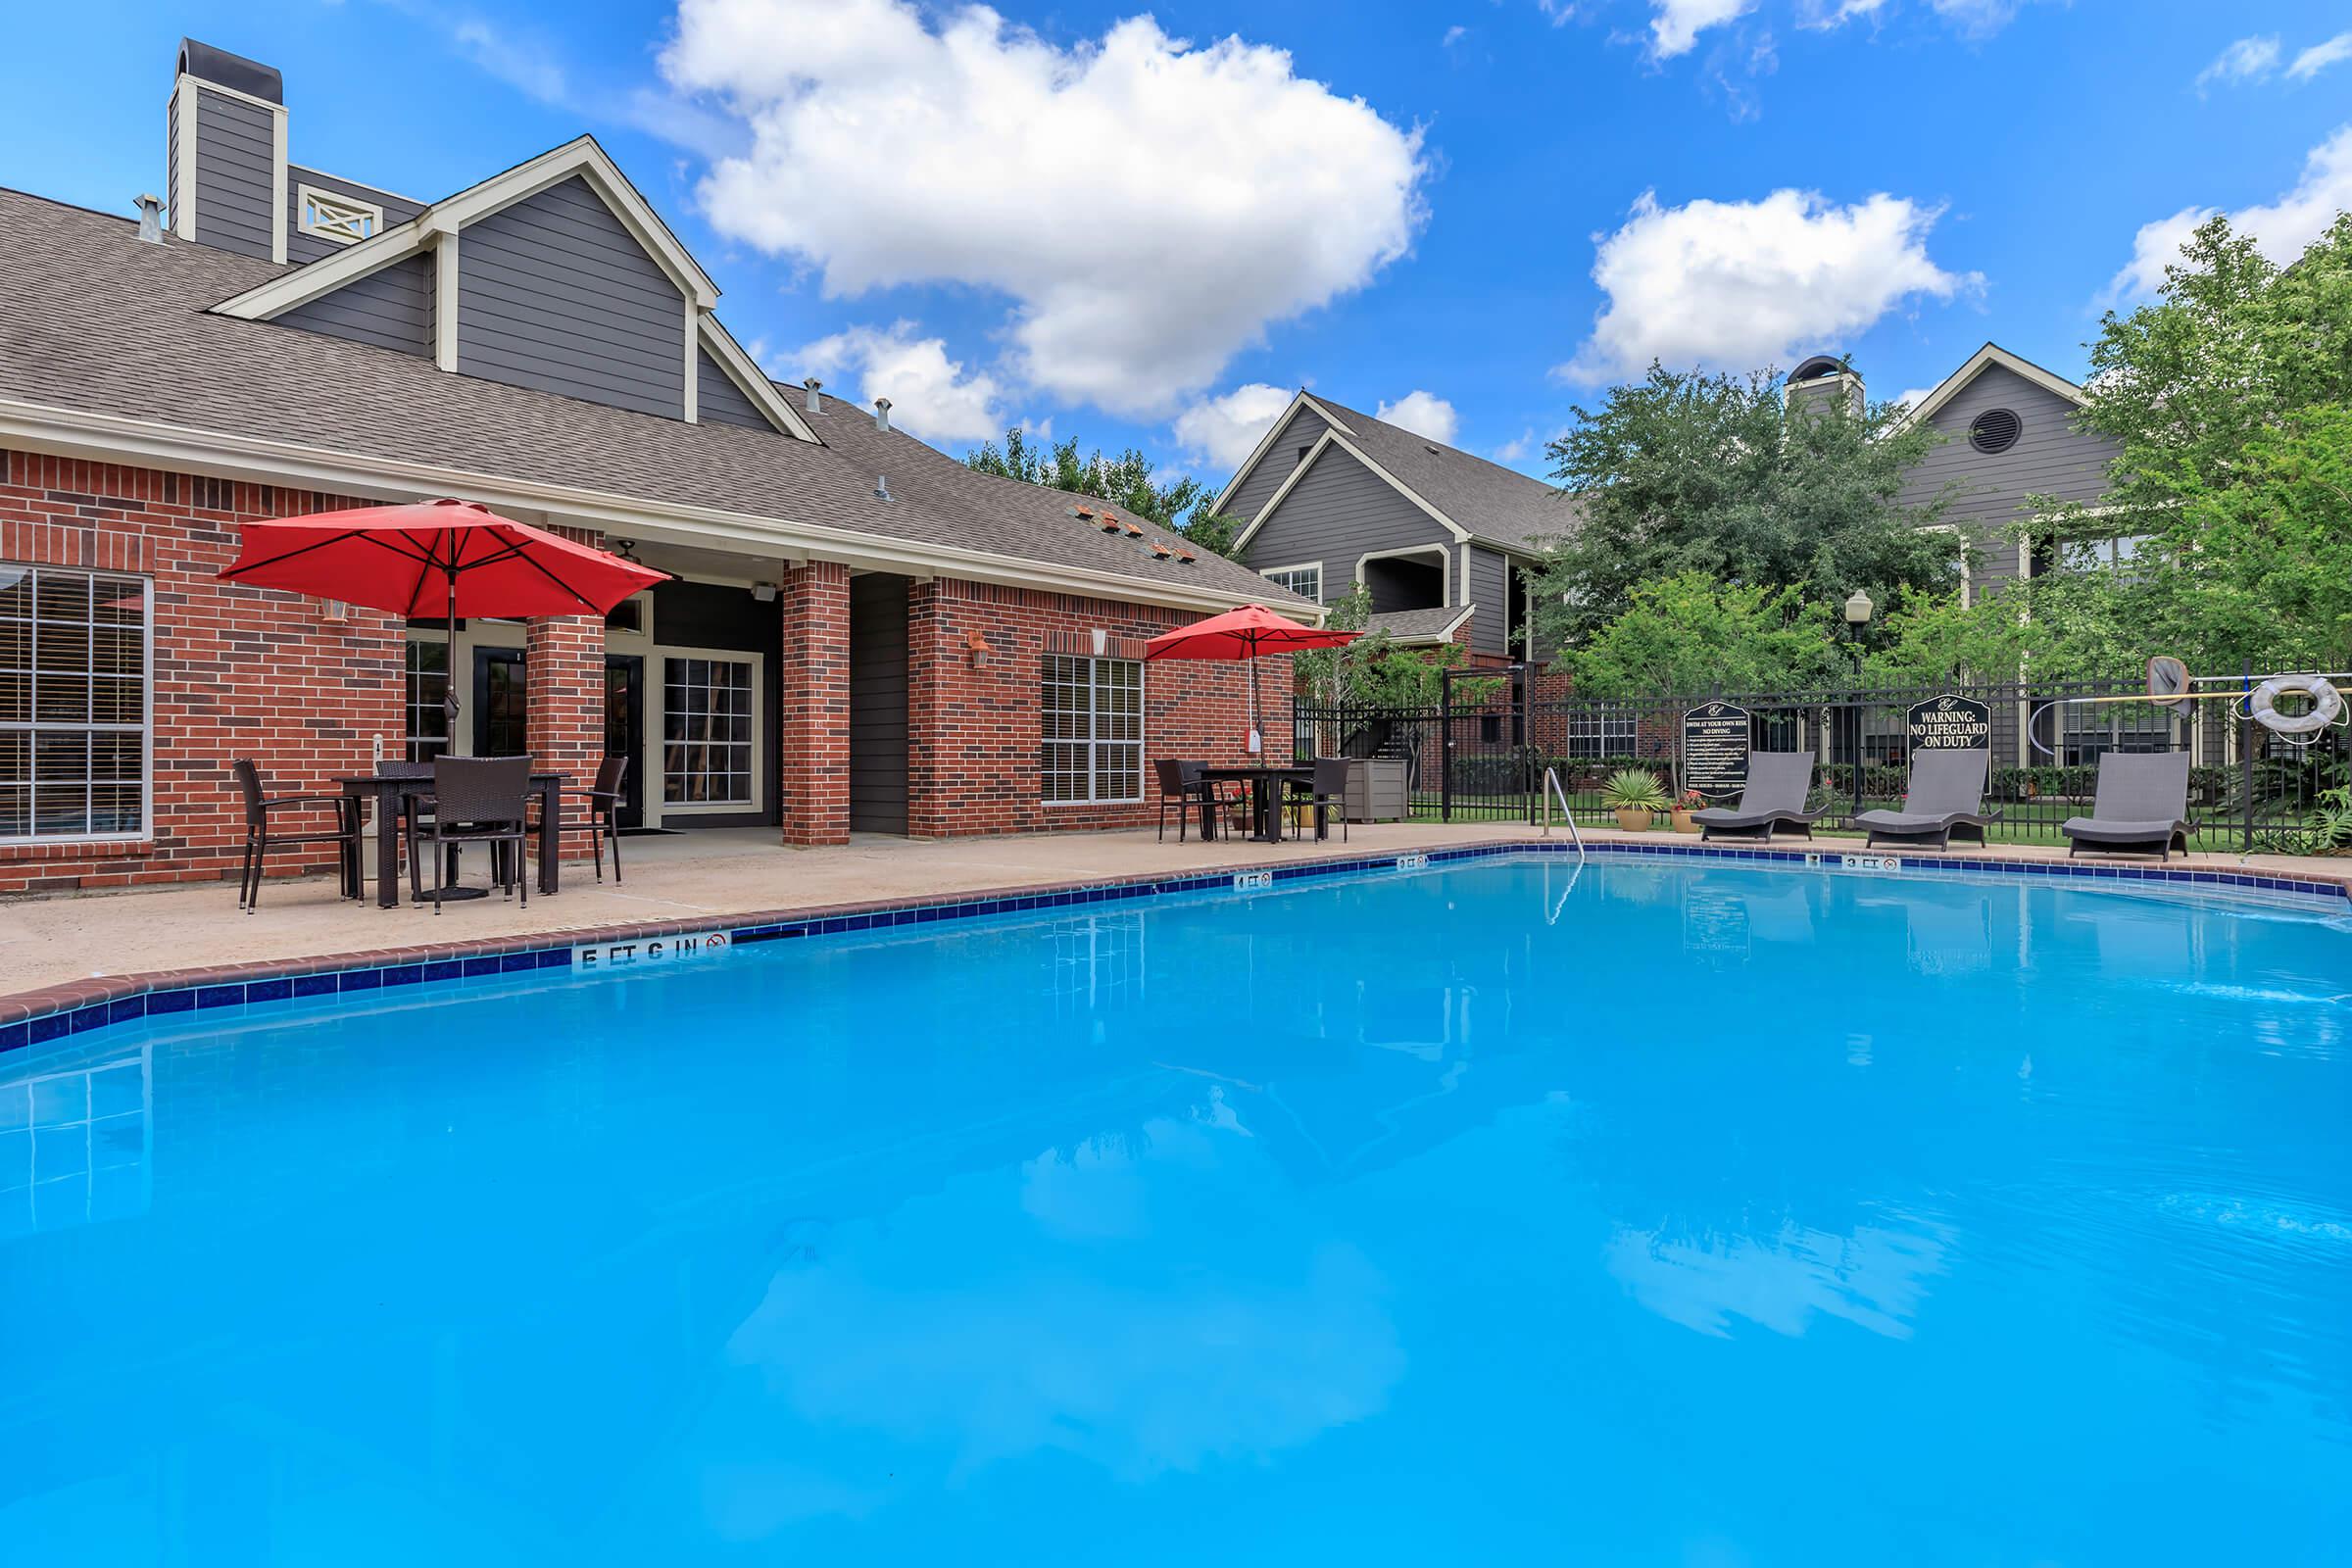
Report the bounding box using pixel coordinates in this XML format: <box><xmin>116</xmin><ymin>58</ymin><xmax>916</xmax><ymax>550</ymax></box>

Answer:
<box><xmin>1042</xmin><ymin>655</ymin><xmax>1143</xmax><ymax>805</ymax></box>
<box><xmin>296</xmin><ymin>183</ymin><xmax>383</xmax><ymax>246</ymax></box>
<box><xmin>403</xmin><ymin>639</ymin><xmax>452</xmax><ymax>764</ymax></box>
<box><xmin>663</xmin><ymin>657</ymin><xmax>753</xmax><ymax>804</ymax></box>
<box><xmin>1564</xmin><ymin>708</ymin><xmax>1638</xmax><ymax>760</ymax></box>
<box><xmin>2063</xmin><ymin>533</ymin><xmax>2155</xmax><ymax>575</ymax></box>
<box><xmin>1260</xmin><ymin>564</ymin><xmax>1322</xmax><ymax>603</ymax></box>
<box><xmin>0</xmin><ymin>566</ymin><xmax>149</xmax><ymax>840</ymax></box>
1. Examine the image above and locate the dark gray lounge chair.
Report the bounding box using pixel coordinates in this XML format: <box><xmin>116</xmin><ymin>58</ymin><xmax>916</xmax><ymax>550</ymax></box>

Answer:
<box><xmin>1856</xmin><ymin>748</ymin><xmax>1999</xmax><ymax>851</ymax></box>
<box><xmin>2062</xmin><ymin>751</ymin><xmax>2193</xmax><ymax>859</ymax></box>
<box><xmin>1691</xmin><ymin>752</ymin><xmax>1825</xmax><ymax>843</ymax></box>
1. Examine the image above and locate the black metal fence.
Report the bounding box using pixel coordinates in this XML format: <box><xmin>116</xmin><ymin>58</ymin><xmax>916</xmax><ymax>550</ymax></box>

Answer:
<box><xmin>1293</xmin><ymin>669</ymin><xmax>2350</xmax><ymax>856</ymax></box>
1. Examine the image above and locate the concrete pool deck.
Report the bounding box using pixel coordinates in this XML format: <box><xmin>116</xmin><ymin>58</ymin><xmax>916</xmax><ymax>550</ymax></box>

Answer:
<box><xmin>3</xmin><ymin>822</ymin><xmax>2347</xmax><ymax>1005</ymax></box>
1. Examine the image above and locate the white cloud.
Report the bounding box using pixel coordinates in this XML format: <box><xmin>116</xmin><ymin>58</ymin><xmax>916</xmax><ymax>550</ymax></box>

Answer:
<box><xmin>1374</xmin><ymin>390</ymin><xmax>1460</xmax><ymax>445</ymax></box>
<box><xmin>2105</xmin><ymin>126</ymin><xmax>2352</xmax><ymax>302</ymax></box>
<box><xmin>1560</xmin><ymin>187</ymin><xmax>1976</xmax><ymax>382</ymax></box>
<box><xmin>1797</xmin><ymin>0</ymin><xmax>1891</xmax><ymax>27</ymax></box>
<box><xmin>1647</xmin><ymin>0</ymin><xmax>1754</xmax><ymax>58</ymax></box>
<box><xmin>1889</xmin><ymin>385</ymin><xmax>1936</xmax><ymax>414</ymax></box>
<box><xmin>2289</xmin><ymin>31</ymin><xmax>2352</xmax><ymax>80</ymax></box>
<box><xmin>662</xmin><ymin>0</ymin><xmax>1427</xmax><ymax>418</ymax></box>
<box><xmin>1443</xmin><ymin>24</ymin><xmax>1468</xmax><ymax>47</ymax></box>
<box><xmin>1923</xmin><ymin>0</ymin><xmax>2026</xmax><ymax>34</ymax></box>
<box><xmin>790</xmin><ymin>321</ymin><xmax>1007</xmax><ymax>443</ymax></box>
<box><xmin>1493</xmin><ymin>429</ymin><xmax>1536</xmax><ymax>463</ymax></box>
<box><xmin>2195</xmin><ymin>35</ymin><xmax>2280</xmax><ymax>93</ymax></box>
<box><xmin>1172</xmin><ymin>383</ymin><xmax>1296</xmax><ymax>472</ymax></box>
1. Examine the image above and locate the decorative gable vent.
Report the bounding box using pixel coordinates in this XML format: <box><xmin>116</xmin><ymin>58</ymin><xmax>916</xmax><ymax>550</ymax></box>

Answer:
<box><xmin>296</xmin><ymin>184</ymin><xmax>382</xmax><ymax>246</ymax></box>
<box><xmin>1969</xmin><ymin>408</ymin><xmax>2022</xmax><ymax>455</ymax></box>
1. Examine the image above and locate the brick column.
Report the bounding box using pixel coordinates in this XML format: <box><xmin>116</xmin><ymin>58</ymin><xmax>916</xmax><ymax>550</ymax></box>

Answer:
<box><xmin>525</xmin><ymin>615</ymin><xmax>603</xmax><ymax>858</ymax></box>
<box><xmin>778</xmin><ymin>560</ymin><xmax>851</xmax><ymax>846</ymax></box>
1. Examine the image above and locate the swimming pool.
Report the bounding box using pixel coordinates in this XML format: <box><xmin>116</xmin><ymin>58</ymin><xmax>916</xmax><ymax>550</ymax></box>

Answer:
<box><xmin>3</xmin><ymin>857</ymin><xmax>2346</xmax><ymax>1562</ymax></box>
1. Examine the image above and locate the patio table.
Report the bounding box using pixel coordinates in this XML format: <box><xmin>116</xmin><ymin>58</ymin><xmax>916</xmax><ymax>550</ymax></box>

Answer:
<box><xmin>340</xmin><ymin>771</ymin><xmax>565</xmax><ymax>908</ymax></box>
<box><xmin>1197</xmin><ymin>764</ymin><xmax>1313</xmax><ymax>844</ymax></box>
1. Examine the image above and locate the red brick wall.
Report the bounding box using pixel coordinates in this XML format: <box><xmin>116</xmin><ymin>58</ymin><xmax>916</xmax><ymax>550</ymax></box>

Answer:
<box><xmin>0</xmin><ymin>452</ymin><xmax>401</xmax><ymax>895</ymax></box>
<box><xmin>906</xmin><ymin>577</ymin><xmax>1289</xmax><ymax>838</ymax></box>
<box><xmin>522</xmin><ymin>522</ymin><xmax>609</xmax><ymax>859</ymax></box>
<box><xmin>777</xmin><ymin>560</ymin><xmax>851</xmax><ymax>846</ymax></box>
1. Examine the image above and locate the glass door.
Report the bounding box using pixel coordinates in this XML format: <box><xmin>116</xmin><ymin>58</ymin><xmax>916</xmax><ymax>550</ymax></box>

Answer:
<box><xmin>604</xmin><ymin>655</ymin><xmax>645</xmax><ymax>828</ymax></box>
<box><xmin>471</xmin><ymin>647</ymin><xmax>528</xmax><ymax>759</ymax></box>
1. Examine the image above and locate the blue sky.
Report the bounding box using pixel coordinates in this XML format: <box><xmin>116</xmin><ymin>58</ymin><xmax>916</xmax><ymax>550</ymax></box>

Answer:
<box><xmin>7</xmin><ymin>1</ymin><xmax>2351</xmax><ymax>488</ymax></box>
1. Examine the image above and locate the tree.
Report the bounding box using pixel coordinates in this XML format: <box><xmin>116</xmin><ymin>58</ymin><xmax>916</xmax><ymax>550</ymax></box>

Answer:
<box><xmin>2165</xmin><ymin>402</ymin><xmax>2352</xmax><ymax>670</ymax></box>
<box><xmin>1527</xmin><ymin>363</ymin><xmax>1964</xmax><ymax>653</ymax></box>
<box><xmin>1565</xmin><ymin>571</ymin><xmax>1837</xmax><ymax>700</ymax></box>
<box><xmin>964</xmin><ymin>426</ymin><xmax>1246</xmax><ymax>558</ymax></box>
<box><xmin>1289</xmin><ymin>581</ymin><xmax>1489</xmax><ymax>710</ymax></box>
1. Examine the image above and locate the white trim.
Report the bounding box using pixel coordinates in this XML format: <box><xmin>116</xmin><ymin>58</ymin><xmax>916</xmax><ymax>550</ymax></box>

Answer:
<box><xmin>1901</xmin><ymin>342</ymin><xmax>2088</xmax><ymax>429</ymax></box>
<box><xmin>681</xmin><ymin>302</ymin><xmax>699</xmax><ymax>425</ymax></box>
<box><xmin>1231</xmin><ymin>428</ymin><xmax>1472</xmax><ymax>555</ymax></box>
<box><xmin>1256</xmin><ymin>561</ymin><xmax>1323</xmax><ymax>602</ymax></box>
<box><xmin>432</xmin><ymin>232</ymin><xmax>460</xmax><ymax>372</ymax></box>
<box><xmin>294</xmin><ymin>181</ymin><xmax>386</xmax><ymax>247</ymax></box>
<box><xmin>270</xmin><ymin>108</ymin><xmax>289</xmax><ymax>266</ymax></box>
<box><xmin>1354</xmin><ymin>543</ymin><xmax>1452</xmax><ymax>609</ymax></box>
<box><xmin>291</xmin><ymin>166</ymin><xmax>424</xmax><ymax>206</ymax></box>
<box><xmin>1039</xmin><ymin>651</ymin><xmax>1146</xmax><ymax>807</ymax></box>
<box><xmin>694</xmin><ymin>315</ymin><xmax>820</xmax><ymax>443</ymax></box>
<box><xmin>170</xmin><ymin>78</ymin><xmax>198</xmax><ymax>242</ymax></box>
<box><xmin>0</xmin><ymin>397</ymin><xmax>1295</xmax><ymax>618</ymax></box>
<box><xmin>1206</xmin><ymin>390</ymin><xmax>1353</xmax><ymax>519</ymax></box>
<box><xmin>649</xmin><ymin>645</ymin><xmax>766</xmax><ymax>822</ymax></box>
<box><xmin>1917</xmin><ymin>522</ymin><xmax>1972</xmax><ymax>608</ymax></box>
<box><xmin>215</xmin><ymin>135</ymin><xmax>721</xmax><ymax>323</ymax></box>
<box><xmin>181</xmin><ymin>74</ymin><xmax>283</xmax><ymax>116</ymax></box>
<box><xmin>0</xmin><ymin>567</ymin><xmax>155</xmax><ymax>848</ymax></box>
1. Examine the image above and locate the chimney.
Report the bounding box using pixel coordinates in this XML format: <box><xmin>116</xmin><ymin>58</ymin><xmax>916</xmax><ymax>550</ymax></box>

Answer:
<box><xmin>1787</xmin><ymin>354</ymin><xmax>1865</xmax><ymax>419</ymax></box>
<box><xmin>804</xmin><ymin>377</ymin><xmax>822</xmax><ymax>414</ymax></box>
<box><xmin>135</xmin><ymin>193</ymin><xmax>165</xmax><ymax>244</ymax></box>
<box><xmin>169</xmin><ymin>39</ymin><xmax>289</xmax><ymax>261</ymax></box>
<box><xmin>873</xmin><ymin>397</ymin><xmax>892</xmax><ymax>432</ymax></box>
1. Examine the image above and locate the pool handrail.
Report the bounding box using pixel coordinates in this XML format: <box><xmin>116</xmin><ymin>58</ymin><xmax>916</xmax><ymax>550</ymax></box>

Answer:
<box><xmin>1541</xmin><ymin>766</ymin><xmax>1588</xmax><ymax>864</ymax></box>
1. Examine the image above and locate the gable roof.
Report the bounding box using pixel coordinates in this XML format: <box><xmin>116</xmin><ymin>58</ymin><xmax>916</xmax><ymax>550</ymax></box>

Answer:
<box><xmin>1218</xmin><ymin>390</ymin><xmax>1577</xmax><ymax>556</ymax></box>
<box><xmin>0</xmin><ymin>187</ymin><xmax>1302</xmax><ymax>616</ymax></box>
<box><xmin>1901</xmin><ymin>342</ymin><xmax>2088</xmax><ymax>428</ymax></box>
<box><xmin>1367</xmin><ymin>605</ymin><xmax>1475</xmax><ymax>644</ymax></box>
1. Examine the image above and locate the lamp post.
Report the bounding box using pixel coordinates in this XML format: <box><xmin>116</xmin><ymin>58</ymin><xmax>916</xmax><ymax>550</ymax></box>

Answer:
<box><xmin>1841</xmin><ymin>589</ymin><xmax>1874</xmax><ymax>821</ymax></box>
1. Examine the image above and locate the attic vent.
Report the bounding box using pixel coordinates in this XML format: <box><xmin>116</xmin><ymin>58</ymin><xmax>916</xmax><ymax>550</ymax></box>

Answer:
<box><xmin>1969</xmin><ymin>408</ymin><xmax>2022</xmax><ymax>455</ymax></box>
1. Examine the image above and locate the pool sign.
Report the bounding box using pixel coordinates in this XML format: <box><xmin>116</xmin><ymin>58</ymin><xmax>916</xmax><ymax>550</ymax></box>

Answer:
<box><xmin>1907</xmin><ymin>694</ymin><xmax>1992</xmax><ymax>751</ymax></box>
<box><xmin>572</xmin><ymin>929</ymin><xmax>732</xmax><ymax>970</ymax></box>
<box><xmin>1682</xmin><ymin>702</ymin><xmax>1751</xmax><ymax>798</ymax></box>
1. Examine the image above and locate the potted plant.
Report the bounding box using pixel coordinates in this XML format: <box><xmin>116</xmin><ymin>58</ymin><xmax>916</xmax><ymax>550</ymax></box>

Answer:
<box><xmin>1670</xmin><ymin>788</ymin><xmax>1704</xmax><ymax>834</ymax></box>
<box><xmin>1600</xmin><ymin>767</ymin><xmax>1670</xmax><ymax>832</ymax></box>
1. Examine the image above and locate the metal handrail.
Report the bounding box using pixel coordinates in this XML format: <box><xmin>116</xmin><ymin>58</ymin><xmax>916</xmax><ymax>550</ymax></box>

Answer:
<box><xmin>1540</xmin><ymin>766</ymin><xmax>1587</xmax><ymax>864</ymax></box>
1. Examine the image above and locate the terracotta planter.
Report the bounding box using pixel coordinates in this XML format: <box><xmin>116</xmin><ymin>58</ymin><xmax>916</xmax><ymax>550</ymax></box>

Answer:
<box><xmin>1670</xmin><ymin>808</ymin><xmax>1699</xmax><ymax>834</ymax></box>
<box><xmin>1612</xmin><ymin>808</ymin><xmax>1655</xmax><ymax>832</ymax></box>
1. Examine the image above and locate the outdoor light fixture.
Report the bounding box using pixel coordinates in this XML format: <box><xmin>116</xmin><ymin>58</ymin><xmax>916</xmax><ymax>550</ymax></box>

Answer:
<box><xmin>1844</xmin><ymin>588</ymin><xmax>1874</xmax><ymax>626</ymax></box>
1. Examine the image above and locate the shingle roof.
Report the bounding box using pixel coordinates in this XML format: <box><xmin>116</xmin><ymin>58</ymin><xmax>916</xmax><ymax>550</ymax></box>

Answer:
<box><xmin>0</xmin><ymin>188</ymin><xmax>1298</xmax><ymax>610</ymax></box>
<box><xmin>1366</xmin><ymin>606</ymin><xmax>1473</xmax><ymax>641</ymax></box>
<box><xmin>1310</xmin><ymin>396</ymin><xmax>1581</xmax><ymax>555</ymax></box>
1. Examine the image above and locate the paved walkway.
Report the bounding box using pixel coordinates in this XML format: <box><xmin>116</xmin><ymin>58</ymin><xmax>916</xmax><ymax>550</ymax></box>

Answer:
<box><xmin>3</xmin><ymin>822</ymin><xmax>2343</xmax><ymax>999</ymax></box>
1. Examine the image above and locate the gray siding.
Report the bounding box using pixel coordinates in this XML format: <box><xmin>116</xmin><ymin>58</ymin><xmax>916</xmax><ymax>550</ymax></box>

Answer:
<box><xmin>1465</xmin><ymin>545</ymin><xmax>1510</xmax><ymax>658</ymax></box>
<box><xmin>849</xmin><ymin>573</ymin><xmax>909</xmax><ymax>834</ymax></box>
<box><xmin>1241</xmin><ymin>446</ymin><xmax>1453</xmax><ymax>603</ymax></box>
<box><xmin>1224</xmin><ymin>403</ymin><xmax>1336</xmax><ymax>522</ymax></box>
<box><xmin>276</xmin><ymin>252</ymin><xmax>432</xmax><ymax>357</ymax></box>
<box><xmin>285</xmin><ymin>166</ymin><xmax>425</xmax><ymax>266</ymax></box>
<box><xmin>192</xmin><ymin>86</ymin><xmax>275</xmax><ymax>260</ymax></box>
<box><xmin>697</xmin><ymin>347</ymin><xmax>775</xmax><ymax>431</ymax></box>
<box><xmin>1897</xmin><ymin>364</ymin><xmax>2119</xmax><ymax>587</ymax></box>
<box><xmin>456</xmin><ymin>175</ymin><xmax>687</xmax><ymax>420</ymax></box>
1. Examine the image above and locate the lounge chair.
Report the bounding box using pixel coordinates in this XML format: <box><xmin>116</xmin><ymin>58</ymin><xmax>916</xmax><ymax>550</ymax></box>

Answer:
<box><xmin>2062</xmin><ymin>751</ymin><xmax>2193</xmax><ymax>860</ymax></box>
<box><xmin>1691</xmin><ymin>752</ymin><xmax>1825</xmax><ymax>843</ymax></box>
<box><xmin>1856</xmin><ymin>748</ymin><xmax>1999</xmax><ymax>851</ymax></box>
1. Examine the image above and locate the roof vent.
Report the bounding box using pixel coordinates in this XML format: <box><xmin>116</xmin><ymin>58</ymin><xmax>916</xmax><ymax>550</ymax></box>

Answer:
<box><xmin>1969</xmin><ymin>408</ymin><xmax>2022</xmax><ymax>455</ymax></box>
<box><xmin>804</xmin><ymin>377</ymin><xmax>822</xmax><ymax>415</ymax></box>
<box><xmin>135</xmin><ymin>193</ymin><xmax>164</xmax><ymax>244</ymax></box>
<box><xmin>874</xmin><ymin>473</ymin><xmax>891</xmax><ymax>501</ymax></box>
<box><xmin>873</xmin><ymin>397</ymin><xmax>892</xmax><ymax>433</ymax></box>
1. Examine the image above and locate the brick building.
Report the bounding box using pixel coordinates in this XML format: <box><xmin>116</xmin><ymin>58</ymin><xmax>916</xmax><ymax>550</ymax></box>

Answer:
<box><xmin>0</xmin><ymin>39</ymin><xmax>1303</xmax><ymax>895</ymax></box>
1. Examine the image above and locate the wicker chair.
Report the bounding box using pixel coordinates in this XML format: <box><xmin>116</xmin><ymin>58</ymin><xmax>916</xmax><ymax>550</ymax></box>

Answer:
<box><xmin>564</xmin><ymin>757</ymin><xmax>630</xmax><ymax>883</ymax></box>
<box><xmin>1282</xmin><ymin>758</ymin><xmax>1351</xmax><ymax>843</ymax></box>
<box><xmin>232</xmin><ymin>759</ymin><xmax>360</xmax><ymax>912</ymax></box>
<box><xmin>1154</xmin><ymin>759</ymin><xmax>1238</xmax><ymax>843</ymax></box>
<box><xmin>410</xmin><ymin>756</ymin><xmax>533</xmax><ymax>913</ymax></box>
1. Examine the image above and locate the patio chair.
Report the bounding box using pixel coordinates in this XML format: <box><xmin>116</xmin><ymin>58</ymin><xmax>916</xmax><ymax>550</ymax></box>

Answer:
<box><xmin>2062</xmin><ymin>751</ymin><xmax>2193</xmax><ymax>860</ymax></box>
<box><xmin>410</xmin><ymin>756</ymin><xmax>533</xmax><ymax>912</ymax></box>
<box><xmin>1690</xmin><ymin>752</ymin><xmax>1825</xmax><ymax>843</ymax></box>
<box><xmin>1153</xmin><ymin>759</ymin><xmax>1238</xmax><ymax>843</ymax></box>
<box><xmin>232</xmin><ymin>759</ymin><xmax>360</xmax><ymax>912</ymax></box>
<box><xmin>1282</xmin><ymin>758</ymin><xmax>1350</xmax><ymax>843</ymax></box>
<box><xmin>1855</xmin><ymin>748</ymin><xmax>2000</xmax><ymax>851</ymax></box>
<box><xmin>560</xmin><ymin>756</ymin><xmax>629</xmax><ymax>884</ymax></box>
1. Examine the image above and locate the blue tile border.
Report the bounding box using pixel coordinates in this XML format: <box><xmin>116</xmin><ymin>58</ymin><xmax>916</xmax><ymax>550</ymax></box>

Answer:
<box><xmin>3</xmin><ymin>836</ymin><xmax>2344</xmax><ymax>1055</ymax></box>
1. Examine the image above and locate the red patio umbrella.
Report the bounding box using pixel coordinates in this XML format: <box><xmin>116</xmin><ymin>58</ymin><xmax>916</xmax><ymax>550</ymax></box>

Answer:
<box><xmin>1144</xmin><ymin>603</ymin><xmax>1357</xmax><ymax>756</ymax></box>
<box><xmin>218</xmin><ymin>498</ymin><xmax>668</xmax><ymax>723</ymax></box>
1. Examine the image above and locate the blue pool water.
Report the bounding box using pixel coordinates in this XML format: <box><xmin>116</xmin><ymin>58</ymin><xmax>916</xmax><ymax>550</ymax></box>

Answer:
<box><xmin>3</xmin><ymin>858</ymin><xmax>2348</xmax><ymax>1563</ymax></box>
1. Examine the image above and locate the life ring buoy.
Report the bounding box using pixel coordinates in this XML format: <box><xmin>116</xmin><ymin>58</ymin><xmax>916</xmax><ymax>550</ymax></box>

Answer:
<box><xmin>2249</xmin><ymin>674</ymin><xmax>2344</xmax><ymax>736</ymax></box>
